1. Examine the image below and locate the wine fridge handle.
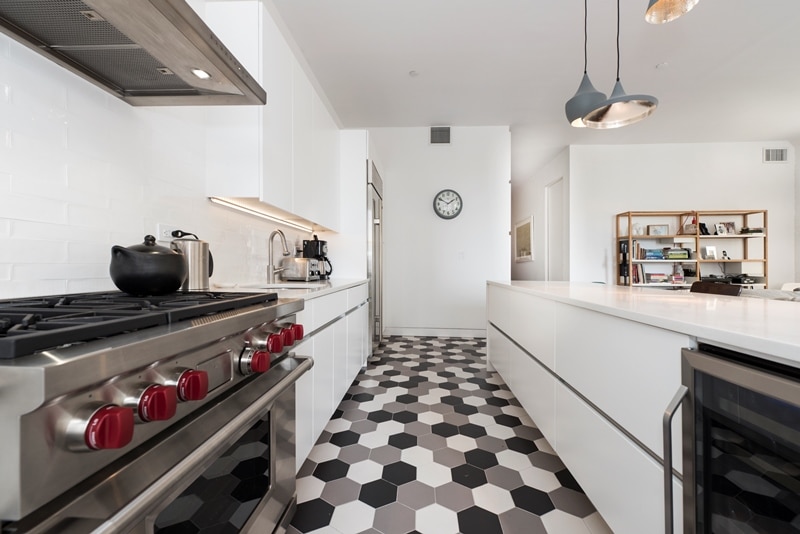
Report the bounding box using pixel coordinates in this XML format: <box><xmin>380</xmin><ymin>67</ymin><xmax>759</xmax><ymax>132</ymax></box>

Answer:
<box><xmin>663</xmin><ymin>385</ymin><xmax>688</xmax><ymax>534</ymax></box>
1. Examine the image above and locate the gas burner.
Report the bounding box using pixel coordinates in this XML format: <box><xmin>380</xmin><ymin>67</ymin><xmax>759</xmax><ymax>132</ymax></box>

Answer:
<box><xmin>0</xmin><ymin>291</ymin><xmax>278</xmax><ymax>359</ymax></box>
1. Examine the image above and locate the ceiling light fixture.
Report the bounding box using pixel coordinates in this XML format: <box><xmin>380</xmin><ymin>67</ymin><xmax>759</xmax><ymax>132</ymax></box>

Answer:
<box><xmin>583</xmin><ymin>0</ymin><xmax>658</xmax><ymax>129</ymax></box>
<box><xmin>564</xmin><ymin>0</ymin><xmax>606</xmax><ymax>127</ymax></box>
<box><xmin>645</xmin><ymin>0</ymin><xmax>699</xmax><ymax>24</ymax></box>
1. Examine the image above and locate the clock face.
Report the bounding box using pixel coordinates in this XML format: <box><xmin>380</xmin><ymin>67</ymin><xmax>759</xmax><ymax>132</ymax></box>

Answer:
<box><xmin>433</xmin><ymin>189</ymin><xmax>463</xmax><ymax>219</ymax></box>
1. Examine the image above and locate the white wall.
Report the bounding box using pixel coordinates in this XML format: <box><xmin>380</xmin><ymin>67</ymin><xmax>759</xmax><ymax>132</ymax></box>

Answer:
<box><xmin>512</xmin><ymin>142</ymin><xmax>796</xmax><ymax>288</ymax></box>
<box><xmin>0</xmin><ymin>34</ymin><xmax>309</xmax><ymax>298</ymax></box>
<box><xmin>368</xmin><ymin>127</ymin><xmax>511</xmax><ymax>337</ymax></box>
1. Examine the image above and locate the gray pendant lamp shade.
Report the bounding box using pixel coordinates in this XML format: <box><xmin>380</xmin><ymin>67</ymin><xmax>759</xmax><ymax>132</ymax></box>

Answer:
<box><xmin>584</xmin><ymin>0</ymin><xmax>658</xmax><ymax>129</ymax></box>
<box><xmin>645</xmin><ymin>0</ymin><xmax>700</xmax><ymax>24</ymax></box>
<box><xmin>583</xmin><ymin>79</ymin><xmax>658</xmax><ymax>128</ymax></box>
<box><xmin>565</xmin><ymin>0</ymin><xmax>606</xmax><ymax>127</ymax></box>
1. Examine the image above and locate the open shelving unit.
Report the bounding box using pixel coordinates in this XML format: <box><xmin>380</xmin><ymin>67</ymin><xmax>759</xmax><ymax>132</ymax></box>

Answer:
<box><xmin>616</xmin><ymin>210</ymin><xmax>767</xmax><ymax>288</ymax></box>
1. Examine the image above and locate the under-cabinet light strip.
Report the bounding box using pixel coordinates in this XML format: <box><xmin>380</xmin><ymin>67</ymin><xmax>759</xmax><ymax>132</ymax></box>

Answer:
<box><xmin>208</xmin><ymin>197</ymin><xmax>313</xmax><ymax>232</ymax></box>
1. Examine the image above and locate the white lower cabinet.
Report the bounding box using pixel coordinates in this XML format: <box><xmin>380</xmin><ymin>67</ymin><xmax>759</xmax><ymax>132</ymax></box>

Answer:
<box><xmin>488</xmin><ymin>325</ymin><xmax>556</xmax><ymax>441</ymax></box>
<box><xmin>294</xmin><ymin>284</ymin><xmax>369</xmax><ymax>471</ymax></box>
<box><xmin>555</xmin><ymin>382</ymin><xmax>683</xmax><ymax>534</ymax></box>
<box><xmin>487</xmin><ymin>285</ymin><xmax>685</xmax><ymax>534</ymax></box>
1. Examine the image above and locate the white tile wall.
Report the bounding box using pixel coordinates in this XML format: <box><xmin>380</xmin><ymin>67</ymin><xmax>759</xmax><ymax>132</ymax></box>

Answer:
<box><xmin>0</xmin><ymin>35</ymin><xmax>309</xmax><ymax>298</ymax></box>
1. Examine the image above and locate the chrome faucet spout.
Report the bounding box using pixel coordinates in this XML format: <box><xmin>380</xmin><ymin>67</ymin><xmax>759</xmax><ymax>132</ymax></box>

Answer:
<box><xmin>267</xmin><ymin>229</ymin><xmax>291</xmax><ymax>283</ymax></box>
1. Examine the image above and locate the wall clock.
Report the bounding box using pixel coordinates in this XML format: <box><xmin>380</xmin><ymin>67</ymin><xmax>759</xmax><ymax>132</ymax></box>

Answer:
<box><xmin>433</xmin><ymin>189</ymin><xmax>463</xmax><ymax>219</ymax></box>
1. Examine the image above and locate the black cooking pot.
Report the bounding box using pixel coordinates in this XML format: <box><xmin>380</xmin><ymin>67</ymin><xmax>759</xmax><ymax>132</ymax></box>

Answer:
<box><xmin>110</xmin><ymin>235</ymin><xmax>188</xmax><ymax>296</ymax></box>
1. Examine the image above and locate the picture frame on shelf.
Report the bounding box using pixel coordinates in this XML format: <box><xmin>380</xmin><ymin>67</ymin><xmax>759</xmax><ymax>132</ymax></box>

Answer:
<box><xmin>704</xmin><ymin>246</ymin><xmax>717</xmax><ymax>260</ymax></box>
<box><xmin>714</xmin><ymin>223</ymin><xmax>726</xmax><ymax>235</ymax></box>
<box><xmin>723</xmin><ymin>222</ymin><xmax>736</xmax><ymax>234</ymax></box>
<box><xmin>647</xmin><ymin>224</ymin><xmax>669</xmax><ymax>236</ymax></box>
<box><xmin>514</xmin><ymin>216</ymin><xmax>533</xmax><ymax>262</ymax></box>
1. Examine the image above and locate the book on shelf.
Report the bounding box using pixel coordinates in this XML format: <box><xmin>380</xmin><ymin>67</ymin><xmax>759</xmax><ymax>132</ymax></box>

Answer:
<box><xmin>646</xmin><ymin>273</ymin><xmax>669</xmax><ymax>283</ymax></box>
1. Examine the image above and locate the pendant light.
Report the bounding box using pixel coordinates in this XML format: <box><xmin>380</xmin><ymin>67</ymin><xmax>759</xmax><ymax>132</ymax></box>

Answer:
<box><xmin>645</xmin><ymin>0</ymin><xmax>699</xmax><ymax>24</ymax></box>
<box><xmin>583</xmin><ymin>0</ymin><xmax>658</xmax><ymax>129</ymax></box>
<box><xmin>564</xmin><ymin>0</ymin><xmax>606</xmax><ymax>127</ymax></box>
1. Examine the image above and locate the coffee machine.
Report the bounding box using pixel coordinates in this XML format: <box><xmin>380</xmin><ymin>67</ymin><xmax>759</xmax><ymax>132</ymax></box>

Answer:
<box><xmin>302</xmin><ymin>235</ymin><xmax>332</xmax><ymax>280</ymax></box>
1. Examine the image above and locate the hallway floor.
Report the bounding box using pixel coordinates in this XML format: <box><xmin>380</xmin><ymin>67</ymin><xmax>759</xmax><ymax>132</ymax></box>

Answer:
<box><xmin>288</xmin><ymin>336</ymin><xmax>613</xmax><ymax>534</ymax></box>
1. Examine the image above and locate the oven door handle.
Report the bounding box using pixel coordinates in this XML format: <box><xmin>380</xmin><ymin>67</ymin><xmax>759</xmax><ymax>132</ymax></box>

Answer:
<box><xmin>94</xmin><ymin>356</ymin><xmax>313</xmax><ymax>534</ymax></box>
<box><xmin>663</xmin><ymin>385</ymin><xmax>688</xmax><ymax>534</ymax></box>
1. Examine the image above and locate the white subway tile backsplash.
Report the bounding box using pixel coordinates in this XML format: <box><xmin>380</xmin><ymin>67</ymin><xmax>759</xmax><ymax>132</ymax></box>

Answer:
<box><xmin>0</xmin><ymin>238</ymin><xmax>68</xmax><ymax>263</ymax></box>
<box><xmin>0</xmin><ymin>191</ymin><xmax>68</xmax><ymax>224</ymax></box>
<box><xmin>12</xmin><ymin>262</ymin><xmax>108</xmax><ymax>281</ymax></box>
<box><xmin>0</xmin><ymin>280</ymin><xmax>67</xmax><ymax>299</ymax></box>
<box><xmin>0</xmin><ymin>32</ymin><xmax>292</xmax><ymax>297</ymax></box>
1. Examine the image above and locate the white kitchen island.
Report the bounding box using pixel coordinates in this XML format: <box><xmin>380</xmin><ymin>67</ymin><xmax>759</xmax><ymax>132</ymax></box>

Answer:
<box><xmin>486</xmin><ymin>281</ymin><xmax>800</xmax><ymax>534</ymax></box>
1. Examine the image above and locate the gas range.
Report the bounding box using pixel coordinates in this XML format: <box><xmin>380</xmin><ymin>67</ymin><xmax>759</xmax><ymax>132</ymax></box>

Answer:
<box><xmin>0</xmin><ymin>290</ymin><xmax>310</xmax><ymax>532</ymax></box>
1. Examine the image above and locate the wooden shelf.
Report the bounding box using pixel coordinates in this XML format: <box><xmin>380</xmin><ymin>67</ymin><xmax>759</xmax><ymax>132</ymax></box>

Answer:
<box><xmin>616</xmin><ymin>210</ymin><xmax>768</xmax><ymax>287</ymax></box>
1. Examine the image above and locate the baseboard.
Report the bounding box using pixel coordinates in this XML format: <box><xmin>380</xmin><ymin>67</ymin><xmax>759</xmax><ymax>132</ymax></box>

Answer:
<box><xmin>382</xmin><ymin>327</ymin><xmax>486</xmax><ymax>338</ymax></box>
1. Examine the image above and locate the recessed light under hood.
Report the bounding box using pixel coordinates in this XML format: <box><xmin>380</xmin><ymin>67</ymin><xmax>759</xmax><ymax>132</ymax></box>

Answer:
<box><xmin>0</xmin><ymin>0</ymin><xmax>266</xmax><ymax>106</ymax></box>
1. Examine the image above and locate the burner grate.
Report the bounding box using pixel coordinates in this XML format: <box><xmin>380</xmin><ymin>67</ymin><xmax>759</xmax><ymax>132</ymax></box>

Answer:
<box><xmin>0</xmin><ymin>291</ymin><xmax>278</xmax><ymax>359</ymax></box>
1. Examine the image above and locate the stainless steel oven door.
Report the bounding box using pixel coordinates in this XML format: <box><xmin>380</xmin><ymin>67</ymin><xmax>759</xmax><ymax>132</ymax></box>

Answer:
<box><xmin>680</xmin><ymin>347</ymin><xmax>800</xmax><ymax>534</ymax></box>
<box><xmin>3</xmin><ymin>356</ymin><xmax>312</xmax><ymax>534</ymax></box>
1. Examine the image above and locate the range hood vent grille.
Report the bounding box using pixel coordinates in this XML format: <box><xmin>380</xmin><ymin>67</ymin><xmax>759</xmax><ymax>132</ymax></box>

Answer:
<box><xmin>763</xmin><ymin>148</ymin><xmax>788</xmax><ymax>163</ymax></box>
<box><xmin>0</xmin><ymin>0</ymin><xmax>266</xmax><ymax>106</ymax></box>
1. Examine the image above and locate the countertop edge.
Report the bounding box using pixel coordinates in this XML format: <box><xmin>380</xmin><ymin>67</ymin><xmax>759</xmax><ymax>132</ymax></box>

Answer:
<box><xmin>487</xmin><ymin>280</ymin><xmax>800</xmax><ymax>367</ymax></box>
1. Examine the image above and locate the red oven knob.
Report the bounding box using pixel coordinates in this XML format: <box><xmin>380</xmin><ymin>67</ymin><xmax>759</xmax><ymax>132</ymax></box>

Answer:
<box><xmin>137</xmin><ymin>384</ymin><xmax>178</xmax><ymax>422</ymax></box>
<box><xmin>291</xmin><ymin>323</ymin><xmax>304</xmax><ymax>341</ymax></box>
<box><xmin>266</xmin><ymin>333</ymin><xmax>284</xmax><ymax>354</ymax></box>
<box><xmin>240</xmin><ymin>348</ymin><xmax>271</xmax><ymax>375</ymax></box>
<box><xmin>176</xmin><ymin>369</ymin><xmax>209</xmax><ymax>401</ymax></box>
<box><xmin>85</xmin><ymin>405</ymin><xmax>134</xmax><ymax>450</ymax></box>
<box><xmin>281</xmin><ymin>327</ymin><xmax>295</xmax><ymax>346</ymax></box>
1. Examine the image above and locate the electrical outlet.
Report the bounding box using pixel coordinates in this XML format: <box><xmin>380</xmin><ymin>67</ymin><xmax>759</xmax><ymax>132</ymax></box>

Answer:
<box><xmin>156</xmin><ymin>223</ymin><xmax>180</xmax><ymax>242</ymax></box>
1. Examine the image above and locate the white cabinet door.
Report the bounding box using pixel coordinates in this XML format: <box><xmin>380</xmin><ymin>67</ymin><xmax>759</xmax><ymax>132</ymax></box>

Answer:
<box><xmin>488</xmin><ymin>325</ymin><xmax>556</xmax><ymax>444</ymax></box>
<box><xmin>555</xmin><ymin>305</ymin><xmax>687</xmax><ymax>471</ymax></box>
<box><xmin>310</xmin><ymin>90</ymin><xmax>340</xmax><ymax>231</ymax></box>
<box><xmin>555</xmin><ymin>382</ymin><xmax>683</xmax><ymax>534</ymax></box>
<box><xmin>332</xmin><ymin>319</ymin><xmax>348</xmax><ymax>407</ymax></box>
<box><xmin>258</xmin><ymin>6</ymin><xmax>294</xmax><ymax>212</ymax></box>
<box><xmin>311</xmin><ymin>326</ymin><xmax>335</xmax><ymax>442</ymax></box>
<box><xmin>291</xmin><ymin>58</ymin><xmax>314</xmax><ymax>223</ymax></box>
<box><xmin>294</xmin><ymin>337</ymin><xmax>315</xmax><ymax>472</ymax></box>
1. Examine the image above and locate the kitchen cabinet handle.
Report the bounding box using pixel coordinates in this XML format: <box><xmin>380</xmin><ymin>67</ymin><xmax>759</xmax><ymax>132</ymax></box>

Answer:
<box><xmin>663</xmin><ymin>385</ymin><xmax>688</xmax><ymax>534</ymax></box>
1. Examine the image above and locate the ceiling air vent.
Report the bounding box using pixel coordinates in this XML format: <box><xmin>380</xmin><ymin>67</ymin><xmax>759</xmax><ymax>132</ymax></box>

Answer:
<box><xmin>430</xmin><ymin>127</ymin><xmax>451</xmax><ymax>144</ymax></box>
<box><xmin>763</xmin><ymin>148</ymin><xmax>788</xmax><ymax>163</ymax></box>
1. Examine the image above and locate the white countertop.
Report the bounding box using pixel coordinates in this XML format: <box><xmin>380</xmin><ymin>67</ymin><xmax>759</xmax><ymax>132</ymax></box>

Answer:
<box><xmin>488</xmin><ymin>281</ymin><xmax>800</xmax><ymax>367</ymax></box>
<box><xmin>214</xmin><ymin>278</ymin><xmax>367</xmax><ymax>300</ymax></box>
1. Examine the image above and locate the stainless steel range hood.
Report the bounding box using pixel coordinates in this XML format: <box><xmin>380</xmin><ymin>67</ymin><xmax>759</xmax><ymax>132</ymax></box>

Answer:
<box><xmin>0</xmin><ymin>0</ymin><xmax>266</xmax><ymax>106</ymax></box>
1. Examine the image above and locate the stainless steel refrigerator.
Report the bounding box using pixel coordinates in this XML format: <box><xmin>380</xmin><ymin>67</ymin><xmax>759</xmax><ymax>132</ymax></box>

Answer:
<box><xmin>367</xmin><ymin>162</ymin><xmax>383</xmax><ymax>352</ymax></box>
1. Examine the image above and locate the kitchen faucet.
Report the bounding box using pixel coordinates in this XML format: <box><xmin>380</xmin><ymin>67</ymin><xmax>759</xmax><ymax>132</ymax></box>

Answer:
<box><xmin>267</xmin><ymin>229</ymin><xmax>291</xmax><ymax>283</ymax></box>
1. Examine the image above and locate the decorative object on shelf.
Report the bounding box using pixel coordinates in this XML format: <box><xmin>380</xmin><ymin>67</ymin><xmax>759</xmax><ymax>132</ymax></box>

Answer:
<box><xmin>514</xmin><ymin>216</ymin><xmax>534</xmax><ymax>262</ymax></box>
<box><xmin>583</xmin><ymin>0</ymin><xmax>658</xmax><ymax>129</ymax></box>
<box><xmin>721</xmin><ymin>250</ymin><xmax>730</xmax><ymax>260</ymax></box>
<box><xmin>647</xmin><ymin>224</ymin><xmax>669</xmax><ymax>236</ymax></box>
<box><xmin>565</xmin><ymin>0</ymin><xmax>606</xmax><ymax>127</ymax></box>
<box><xmin>714</xmin><ymin>223</ymin><xmax>726</xmax><ymax>235</ymax></box>
<box><xmin>723</xmin><ymin>222</ymin><xmax>736</xmax><ymax>234</ymax></box>
<box><xmin>704</xmin><ymin>246</ymin><xmax>717</xmax><ymax>260</ymax></box>
<box><xmin>645</xmin><ymin>0</ymin><xmax>700</xmax><ymax>24</ymax></box>
<box><xmin>432</xmin><ymin>189</ymin><xmax>463</xmax><ymax>219</ymax></box>
<box><xmin>699</xmin><ymin>222</ymin><xmax>710</xmax><ymax>235</ymax></box>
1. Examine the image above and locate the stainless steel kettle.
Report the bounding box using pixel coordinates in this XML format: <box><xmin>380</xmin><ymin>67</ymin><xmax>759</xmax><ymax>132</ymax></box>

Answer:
<box><xmin>170</xmin><ymin>231</ymin><xmax>214</xmax><ymax>291</ymax></box>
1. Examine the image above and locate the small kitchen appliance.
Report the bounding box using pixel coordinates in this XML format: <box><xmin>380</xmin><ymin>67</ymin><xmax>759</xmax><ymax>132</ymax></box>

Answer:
<box><xmin>0</xmin><ymin>290</ymin><xmax>311</xmax><ymax>533</ymax></box>
<box><xmin>302</xmin><ymin>235</ymin><xmax>332</xmax><ymax>280</ymax></box>
<box><xmin>109</xmin><ymin>235</ymin><xmax>187</xmax><ymax>296</ymax></box>
<box><xmin>279</xmin><ymin>258</ymin><xmax>320</xmax><ymax>282</ymax></box>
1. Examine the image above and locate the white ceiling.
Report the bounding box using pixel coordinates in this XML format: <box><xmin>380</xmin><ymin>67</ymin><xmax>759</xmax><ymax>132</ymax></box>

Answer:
<box><xmin>269</xmin><ymin>0</ymin><xmax>800</xmax><ymax>177</ymax></box>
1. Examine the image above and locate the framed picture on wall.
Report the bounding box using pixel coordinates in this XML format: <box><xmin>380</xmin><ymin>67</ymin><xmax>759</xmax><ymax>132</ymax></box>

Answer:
<box><xmin>514</xmin><ymin>216</ymin><xmax>533</xmax><ymax>262</ymax></box>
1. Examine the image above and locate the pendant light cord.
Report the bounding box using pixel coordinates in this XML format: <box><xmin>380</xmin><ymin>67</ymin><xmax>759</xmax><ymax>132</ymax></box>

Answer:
<box><xmin>583</xmin><ymin>0</ymin><xmax>588</xmax><ymax>73</ymax></box>
<box><xmin>616</xmin><ymin>0</ymin><xmax>621</xmax><ymax>81</ymax></box>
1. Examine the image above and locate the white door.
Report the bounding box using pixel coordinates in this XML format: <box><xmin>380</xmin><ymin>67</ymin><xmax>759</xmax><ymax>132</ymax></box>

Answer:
<box><xmin>546</xmin><ymin>177</ymin><xmax>566</xmax><ymax>281</ymax></box>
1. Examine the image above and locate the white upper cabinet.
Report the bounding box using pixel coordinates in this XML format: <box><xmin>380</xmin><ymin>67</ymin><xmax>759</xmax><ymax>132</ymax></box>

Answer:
<box><xmin>204</xmin><ymin>0</ymin><xmax>340</xmax><ymax>231</ymax></box>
